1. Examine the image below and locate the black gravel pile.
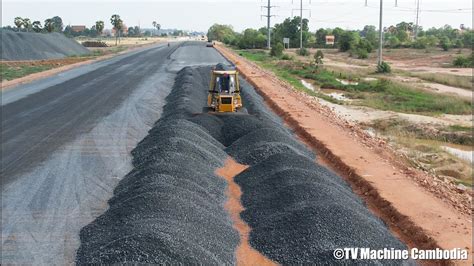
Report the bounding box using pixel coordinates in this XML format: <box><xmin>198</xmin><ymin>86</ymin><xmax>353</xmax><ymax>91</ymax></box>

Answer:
<box><xmin>1</xmin><ymin>30</ymin><xmax>90</xmax><ymax>60</ymax></box>
<box><xmin>76</xmin><ymin>67</ymin><xmax>239</xmax><ymax>264</ymax></box>
<box><xmin>77</xmin><ymin>65</ymin><xmax>408</xmax><ymax>264</ymax></box>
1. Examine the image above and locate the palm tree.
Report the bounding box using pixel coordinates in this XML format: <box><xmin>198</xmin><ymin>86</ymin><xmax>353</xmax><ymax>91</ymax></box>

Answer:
<box><xmin>110</xmin><ymin>14</ymin><xmax>123</xmax><ymax>45</ymax></box>
<box><xmin>32</xmin><ymin>21</ymin><xmax>42</xmax><ymax>32</ymax></box>
<box><xmin>95</xmin><ymin>21</ymin><xmax>105</xmax><ymax>36</ymax></box>
<box><xmin>155</xmin><ymin>23</ymin><xmax>161</xmax><ymax>35</ymax></box>
<box><xmin>23</xmin><ymin>18</ymin><xmax>32</xmax><ymax>32</ymax></box>
<box><xmin>14</xmin><ymin>17</ymin><xmax>23</xmax><ymax>31</ymax></box>
<box><xmin>152</xmin><ymin>21</ymin><xmax>157</xmax><ymax>36</ymax></box>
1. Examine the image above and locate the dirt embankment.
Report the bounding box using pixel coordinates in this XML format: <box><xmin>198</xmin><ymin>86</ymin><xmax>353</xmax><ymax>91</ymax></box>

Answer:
<box><xmin>215</xmin><ymin>44</ymin><xmax>472</xmax><ymax>265</ymax></box>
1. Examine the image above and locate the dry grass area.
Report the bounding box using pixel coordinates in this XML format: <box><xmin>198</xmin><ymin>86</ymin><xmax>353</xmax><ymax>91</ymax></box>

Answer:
<box><xmin>1</xmin><ymin>58</ymin><xmax>91</xmax><ymax>81</ymax></box>
<box><xmin>75</xmin><ymin>36</ymin><xmax>165</xmax><ymax>47</ymax></box>
<box><xmin>362</xmin><ymin>118</ymin><xmax>473</xmax><ymax>186</ymax></box>
<box><xmin>242</xmin><ymin>47</ymin><xmax>473</xmax><ymax>188</ymax></box>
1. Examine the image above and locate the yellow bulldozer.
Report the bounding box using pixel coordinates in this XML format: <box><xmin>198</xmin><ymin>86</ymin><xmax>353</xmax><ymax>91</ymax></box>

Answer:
<box><xmin>207</xmin><ymin>67</ymin><xmax>243</xmax><ymax>113</ymax></box>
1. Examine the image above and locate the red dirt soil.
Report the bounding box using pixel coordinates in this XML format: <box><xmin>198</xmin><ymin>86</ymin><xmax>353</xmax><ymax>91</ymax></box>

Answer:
<box><xmin>216</xmin><ymin>158</ymin><xmax>277</xmax><ymax>266</ymax></box>
<box><xmin>215</xmin><ymin>44</ymin><xmax>472</xmax><ymax>265</ymax></box>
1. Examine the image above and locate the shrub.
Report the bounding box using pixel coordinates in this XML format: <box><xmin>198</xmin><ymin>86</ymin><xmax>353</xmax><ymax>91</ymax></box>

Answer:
<box><xmin>355</xmin><ymin>48</ymin><xmax>368</xmax><ymax>59</ymax></box>
<box><xmin>454</xmin><ymin>39</ymin><xmax>464</xmax><ymax>49</ymax></box>
<box><xmin>314</xmin><ymin>50</ymin><xmax>324</xmax><ymax>60</ymax></box>
<box><xmin>439</xmin><ymin>37</ymin><xmax>451</xmax><ymax>51</ymax></box>
<box><xmin>270</xmin><ymin>43</ymin><xmax>284</xmax><ymax>57</ymax></box>
<box><xmin>387</xmin><ymin>36</ymin><xmax>400</xmax><ymax>48</ymax></box>
<box><xmin>376</xmin><ymin>61</ymin><xmax>391</xmax><ymax>73</ymax></box>
<box><xmin>453</xmin><ymin>55</ymin><xmax>473</xmax><ymax>68</ymax></box>
<box><xmin>82</xmin><ymin>41</ymin><xmax>108</xmax><ymax>47</ymax></box>
<box><xmin>412</xmin><ymin>37</ymin><xmax>428</xmax><ymax>49</ymax></box>
<box><xmin>357</xmin><ymin>38</ymin><xmax>373</xmax><ymax>53</ymax></box>
<box><xmin>297</xmin><ymin>47</ymin><xmax>310</xmax><ymax>56</ymax></box>
<box><xmin>281</xmin><ymin>54</ymin><xmax>293</xmax><ymax>60</ymax></box>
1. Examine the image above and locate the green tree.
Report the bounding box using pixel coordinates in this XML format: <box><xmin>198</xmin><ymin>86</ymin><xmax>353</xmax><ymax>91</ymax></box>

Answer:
<box><xmin>95</xmin><ymin>21</ymin><xmax>105</xmax><ymax>36</ymax></box>
<box><xmin>44</xmin><ymin>19</ymin><xmax>54</xmax><ymax>33</ymax></box>
<box><xmin>51</xmin><ymin>16</ymin><xmax>63</xmax><ymax>32</ymax></box>
<box><xmin>14</xmin><ymin>17</ymin><xmax>23</xmax><ymax>31</ymax></box>
<box><xmin>22</xmin><ymin>18</ymin><xmax>31</xmax><ymax>32</ymax></box>
<box><xmin>110</xmin><ymin>14</ymin><xmax>123</xmax><ymax>45</ymax></box>
<box><xmin>332</xmin><ymin>27</ymin><xmax>345</xmax><ymax>45</ymax></box>
<box><xmin>238</xmin><ymin>28</ymin><xmax>266</xmax><ymax>49</ymax></box>
<box><xmin>272</xmin><ymin>17</ymin><xmax>309</xmax><ymax>48</ymax></box>
<box><xmin>315</xmin><ymin>28</ymin><xmax>328</xmax><ymax>47</ymax></box>
<box><xmin>387</xmin><ymin>36</ymin><xmax>400</xmax><ymax>48</ymax></box>
<box><xmin>32</xmin><ymin>21</ymin><xmax>42</xmax><ymax>33</ymax></box>
<box><xmin>338</xmin><ymin>31</ymin><xmax>359</xmax><ymax>52</ymax></box>
<box><xmin>361</xmin><ymin>25</ymin><xmax>377</xmax><ymax>46</ymax></box>
<box><xmin>207</xmin><ymin>24</ymin><xmax>236</xmax><ymax>43</ymax></box>
<box><xmin>396</xmin><ymin>30</ymin><xmax>409</xmax><ymax>43</ymax></box>
<box><xmin>439</xmin><ymin>36</ymin><xmax>451</xmax><ymax>51</ymax></box>
<box><xmin>152</xmin><ymin>21</ymin><xmax>160</xmax><ymax>35</ymax></box>
<box><xmin>462</xmin><ymin>31</ymin><xmax>474</xmax><ymax>48</ymax></box>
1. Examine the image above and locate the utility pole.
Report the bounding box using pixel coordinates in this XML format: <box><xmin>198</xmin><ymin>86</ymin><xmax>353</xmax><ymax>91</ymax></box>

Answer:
<box><xmin>377</xmin><ymin>0</ymin><xmax>383</xmax><ymax>65</ymax></box>
<box><xmin>300</xmin><ymin>0</ymin><xmax>303</xmax><ymax>49</ymax></box>
<box><xmin>292</xmin><ymin>0</ymin><xmax>311</xmax><ymax>50</ymax></box>
<box><xmin>367</xmin><ymin>0</ymin><xmax>398</xmax><ymax>66</ymax></box>
<box><xmin>262</xmin><ymin>0</ymin><xmax>276</xmax><ymax>49</ymax></box>
<box><xmin>414</xmin><ymin>0</ymin><xmax>420</xmax><ymax>39</ymax></box>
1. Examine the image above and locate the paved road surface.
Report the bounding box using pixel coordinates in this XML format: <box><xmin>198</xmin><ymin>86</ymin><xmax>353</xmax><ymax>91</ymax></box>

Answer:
<box><xmin>1</xmin><ymin>42</ymin><xmax>227</xmax><ymax>264</ymax></box>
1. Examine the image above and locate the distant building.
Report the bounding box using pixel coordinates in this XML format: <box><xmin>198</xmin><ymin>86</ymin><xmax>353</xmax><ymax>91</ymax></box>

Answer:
<box><xmin>71</xmin><ymin>25</ymin><xmax>86</xmax><ymax>32</ymax></box>
<box><xmin>325</xmin><ymin>35</ymin><xmax>335</xmax><ymax>45</ymax></box>
<box><xmin>112</xmin><ymin>25</ymin><xmax>128</xmax><ymax>36</ymax></box>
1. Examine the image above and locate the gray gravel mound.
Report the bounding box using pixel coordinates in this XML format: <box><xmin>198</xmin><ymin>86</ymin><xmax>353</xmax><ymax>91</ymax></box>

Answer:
<box><xmin>77</xmin><ymin>65</ymin><xmax>409</xmax><ymax>264</ymax></box>
<box><xmin>226</xmin><ymin>127</ymin><xmax>314</xmax><ymax>165</ymax></box>
<box><xmin>234</xmin><ymin>153</ymin><xmax>407</xmax><ymax>264</ymax></box>
<box><xmin>1</xmin><ymin>30</ymin><xmax>90</xmax><ymax>60</ymax></box>
<box><xmin>76</xmin><ymin>67</ymin><xmax>239</xmax><ymax>264</ymax></box>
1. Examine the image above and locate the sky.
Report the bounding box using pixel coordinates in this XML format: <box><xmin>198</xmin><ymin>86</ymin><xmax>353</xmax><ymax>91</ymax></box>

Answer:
<box><xmin>2</xmin><ymin>0</ymin><xmax>472</xmax><ymax>32</ymax></box>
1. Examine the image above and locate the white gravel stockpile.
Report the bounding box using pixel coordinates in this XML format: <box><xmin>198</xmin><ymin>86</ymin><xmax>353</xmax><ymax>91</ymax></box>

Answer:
<box><xmin>1</xmin><ymin>30</ymin><xmax>90</xmax><ymax>60</ymax></box>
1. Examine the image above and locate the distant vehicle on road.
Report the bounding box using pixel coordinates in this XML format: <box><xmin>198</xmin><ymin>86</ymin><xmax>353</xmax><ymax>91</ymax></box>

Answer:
<box><xmin>206</xmin><ymin>41</ymin><xmax>214</xmax><ymax>47</ymax></box>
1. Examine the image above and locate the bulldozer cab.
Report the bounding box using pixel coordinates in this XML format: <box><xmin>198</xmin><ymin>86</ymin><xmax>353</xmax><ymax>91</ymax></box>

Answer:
<box><xmin>208</xmin><ymin>69</ymin><xmax>242</xmax><ymax>112</ymax></box>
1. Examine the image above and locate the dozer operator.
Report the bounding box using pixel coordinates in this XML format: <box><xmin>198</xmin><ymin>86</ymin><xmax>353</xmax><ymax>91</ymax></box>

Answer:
<box><xmin>207</xmin><ymin>66</ymin><xmax>243</xmax><ymax>113</ymax></box>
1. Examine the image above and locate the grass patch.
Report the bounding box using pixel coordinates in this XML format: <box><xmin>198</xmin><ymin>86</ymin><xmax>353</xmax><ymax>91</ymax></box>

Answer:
<box><xmin>447</xmin><ymin>125</ymin><xmax>473</xmax><ymax>132</ymax></box>
<box><xmin>237</xmin><ymin>49</ymin><xmax>471</xmax><ymax>115</ymax></box>
<box><xmin>1</xmin><ymin>64</ymin><xmax>56</xmax><ymax>81</ymax></box>
<box><xmin>237</xmin><ymin>50</ymin><xmax>343</xmax><ymax>104</ymax></box>
<box><xmin>365</xmin><ymin>118</ymin><xmax>473</xmax><ymax>145</ymax></box>
<box><xmin>408</xmin><ymin>72</ymin><xmax>473</xmax><ymax>91</ymax></box>
<box><xmin>354</xmin><ymin>80</ymin><xmax>471</xmax><ymax>115</ymax></box>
